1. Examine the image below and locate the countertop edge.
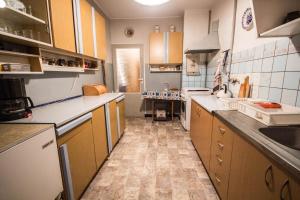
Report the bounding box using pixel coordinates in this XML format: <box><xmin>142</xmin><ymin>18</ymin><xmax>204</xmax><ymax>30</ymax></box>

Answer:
<box><xmin>0</xmin><ymin>124</ymin><xmax>54</xmax><ymax>153</ymax></box>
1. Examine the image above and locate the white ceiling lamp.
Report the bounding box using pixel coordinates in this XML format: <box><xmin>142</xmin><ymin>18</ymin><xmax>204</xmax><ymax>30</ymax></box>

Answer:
<box><xmin>134</xmin><ymin>0</ymin><xmax>170</xmax><ymax>6</ymax></box>
<box><xmin>0</xmin><ymin>0</ymin><xmax>6</xmax><ymax>8</ymax></box>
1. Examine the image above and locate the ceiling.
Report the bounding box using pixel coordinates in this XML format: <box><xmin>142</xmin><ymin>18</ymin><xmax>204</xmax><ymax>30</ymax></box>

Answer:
<box><xmin>96</xmin><ymin>0</ymin><xmax>217</xmax><ymax>19</ymax></box>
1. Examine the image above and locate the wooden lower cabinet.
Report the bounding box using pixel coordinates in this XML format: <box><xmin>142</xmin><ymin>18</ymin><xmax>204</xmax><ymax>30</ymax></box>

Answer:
<box><xmin>118</xmin><ymin>99</ymin><xmax>126</xmax><ymax>136</ymax></box>
<box><xmin>228</xmin><ymin>133</ymin><xmax>300</xmax><ymax>200</ymax></box>
<box><xmin>109</xmin><ymin>100</ymin><xmax>118</xmax><ymax>147</ymax></box>
<box><xmin>92</xmin><ymin>106</ymin><xmax>108</xmax><ymax>169</ymax></box>
<box><xmin>210</xmin><ymin>117</ymin><xmax>234</xmax><ymax>200</ymax></box>
<box><xmin>190</xmin><ymin>100</ymin><xmax>213</xmax><ymax>171</ymax></box>
<box><xmin>58</xmin><ymin>120</ymin><xmax>97</xmax><ymax>200</ymax></box>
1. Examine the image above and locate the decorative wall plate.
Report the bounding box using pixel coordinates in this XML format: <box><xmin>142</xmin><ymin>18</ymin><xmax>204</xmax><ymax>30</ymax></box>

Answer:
<box><xmin>124</xmin><ymin>27</ymin><xmax>134</xmax><ymax>38</ymax></box>
<box><xmin>242</xmin><ymin>8</ymin><xmax>253</xmax><ymax>31</ymax></box>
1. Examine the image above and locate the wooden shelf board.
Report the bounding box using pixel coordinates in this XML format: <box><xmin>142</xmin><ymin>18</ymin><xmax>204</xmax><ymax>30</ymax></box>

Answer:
<box><xmin>0</xmin><ymin>30</ymin><xmax>52</xmax><ymax>47</ymax></box>
<box><xmin>0</xmin><ymin>71</ymin><xmax>43</xmax><ymax>74</ymax></box>
<box><xmin>84</xmin><ymin>68</ymin><xmax>99</xmax><ymax>71</ymax></box>
<box><xmin>43</xmin><ymin>64</ymin><xmax>84</xmax><ymax>72</ymax></box>
<box><xmin>0</xmin><ymin>50</ymin><xmax>40</xmax><ymax>58</ymax></box>
<box><xmin>260</xmin><ymin>18</ymin><xmax>300</xmax><ymax>37</ymax></box>
<box><xmin>0</xmin><ymin>6</ymin><xmax>46</xmax><ymax>25</ymax></box>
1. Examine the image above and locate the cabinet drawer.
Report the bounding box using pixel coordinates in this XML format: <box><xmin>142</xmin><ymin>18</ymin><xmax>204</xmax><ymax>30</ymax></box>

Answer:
<box><xmin>210</xmin><ymin>117</ymin><xmax>234</xmax><ymax>200</ymax></box>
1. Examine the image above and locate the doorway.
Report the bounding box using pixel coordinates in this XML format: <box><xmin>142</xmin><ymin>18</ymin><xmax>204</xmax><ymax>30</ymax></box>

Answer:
<box><xmin>112</xmin><ymin>44</ymin><xmax>144</xmax><ymax>117</ymax></box>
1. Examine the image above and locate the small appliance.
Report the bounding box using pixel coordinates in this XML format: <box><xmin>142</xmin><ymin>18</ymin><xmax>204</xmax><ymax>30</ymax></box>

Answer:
<box><xmin>0</xmin><ymin>78</ymin><xmax>34</xmax><ymax>121</ymax></box>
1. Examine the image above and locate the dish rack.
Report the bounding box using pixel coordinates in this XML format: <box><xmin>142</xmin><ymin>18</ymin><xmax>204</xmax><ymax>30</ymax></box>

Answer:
<box><xmin>219</xmin><ymin>98</ymin><xmax>247</xmax><ymax>110</ymax></box>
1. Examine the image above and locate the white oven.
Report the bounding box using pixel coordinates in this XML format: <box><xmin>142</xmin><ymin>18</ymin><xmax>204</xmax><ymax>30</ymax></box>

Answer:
<box><xmin>181</xmin><ymin>87</ymin><xmax>211</xmax><ymax>130</ymax></box>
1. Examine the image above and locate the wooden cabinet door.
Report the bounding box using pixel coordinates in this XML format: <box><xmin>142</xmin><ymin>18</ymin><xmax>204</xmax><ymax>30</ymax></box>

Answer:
<box><xmin>168</xmin><ymin>32</ymin><xmax>183</xmax><ymax>64</ymax></box>
<box><xmin>197</xmin><ymin>106</ymin><xmax>213</xmax><ymax>171</ymax></box>
<box><xmin>50</xmin><ymin>0</ymin><xmax>76</xmax><ymax>52</ymax></box>
<box><xmin>95</xmin><ymin>11</ymin><xmax>106</xmax><ymax>60</ymax></box>
<box><xmin>149</xmin><ymin>32</ymin><xmax>164</xmax><ymax>64</ymax></box>
<box><xmin>109</xmin><ymin>100</ymin><xmax>118</xmax><ymax>147</ymax></box>
<box><xmin>92</xmin><ymin>106</ymin><xmax>108</xmax><ymax>169</ymax></box>
<box><xmin>290</xmin><ymin>179</ymin><xmax>300</xmax><ymax>200</ymax></box>
<box><xmin>190</xmin><ymin>100</ymin><xmax>201</xmax><ymax>152</ymax></box>
<box><xmin>80</xmin><ymin>0</ymin><xmax>94</xmax><ymax>57</ymax></box>
<box><xmin>118</xmin><ymin>100</ymin><xmax>125</xmax><ymax>136</ymax></box>
<box><xmin>63</xmin><ymin>120</ymin><xmax>96</xmax><ymax>200</ymax></box>
<box><xmin>228</xmin><ymin>134</ymin><xmax>274</xmax><ymax>200</ymax></box>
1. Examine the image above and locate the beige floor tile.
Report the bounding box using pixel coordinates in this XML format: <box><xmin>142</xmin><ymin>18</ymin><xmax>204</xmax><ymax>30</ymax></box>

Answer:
<box><xmin>82</xmin><ymin>118</ymin><xmax>218</xmax><ymax>200</ymax></box>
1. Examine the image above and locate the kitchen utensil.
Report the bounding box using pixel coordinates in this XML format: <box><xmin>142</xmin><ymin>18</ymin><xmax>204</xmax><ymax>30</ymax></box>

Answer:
<box><xmin>255</xmin><ymin>102</ymin><xmax>282</xmax><ymax>109</ymax></box>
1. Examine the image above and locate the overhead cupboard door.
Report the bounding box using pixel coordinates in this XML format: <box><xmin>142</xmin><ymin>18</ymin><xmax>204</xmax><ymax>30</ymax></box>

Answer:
<box><xmin>95</xmin><ymin>11</ymin><xmax>107</xmax><ymax>60</ymax></box>
<box><xmin>79</xmin><ymin>0</ymin><xmax>94</xmax><ymax>57</ymax></box>
<box><xmin>50</xmin><ymin>0</ymin><xmax>76</xmax><ymax>52</ymax></box>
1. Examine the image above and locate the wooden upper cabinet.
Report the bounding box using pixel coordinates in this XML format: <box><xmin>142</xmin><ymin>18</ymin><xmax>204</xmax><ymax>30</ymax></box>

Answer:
<box><xmin>95</xmin><ymin>11</ymin><xmax>107</xmax><ymax>60</ymax></box>
<box><xmin>49</xmin><ymin>0</ymin><xmax>76</xmax><ymax>52</ymax></box>
<box><xmin>149</xmin><ymin>32</ymin><xmax>183</xmax><ymax>65</ymax></box>
<box><xmin>168</xmin><ymin>32</ymin><xmax>183</xmax><ymax>64</ymax></box>
<box><xmin>149</xmin><ymin>32</ymin><xmax>164</xmax><ymax>64</ymax></box>
<box><xmin>80</xmin><ymin>0</ymin><xmax>94</xmax><ymax>57</ymax></box>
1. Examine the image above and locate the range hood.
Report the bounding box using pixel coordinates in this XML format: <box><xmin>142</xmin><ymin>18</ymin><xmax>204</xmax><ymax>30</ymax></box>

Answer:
<box><xmin>185</xmin><ymin>21</ymin><xmax>220</xmax><ymax>54</ymax></box>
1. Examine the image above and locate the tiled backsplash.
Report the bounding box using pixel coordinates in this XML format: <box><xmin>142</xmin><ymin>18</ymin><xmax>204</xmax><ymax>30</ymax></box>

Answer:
<box><xmin>229</xmin><ymin>35</ymin><xmax>300</xmax><ymax>107</ymax></box>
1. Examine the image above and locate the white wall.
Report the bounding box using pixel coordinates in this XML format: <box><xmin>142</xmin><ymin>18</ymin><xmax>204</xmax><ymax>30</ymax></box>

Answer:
<box><xmin>110</xmin><ymin>17</ymin><xmax>183</xmax><ymax>63</ymax></box>
<box><xmin>233</xmin><ymin>0</ymin><xmax>284</xmax><ymax>52</ymax></box>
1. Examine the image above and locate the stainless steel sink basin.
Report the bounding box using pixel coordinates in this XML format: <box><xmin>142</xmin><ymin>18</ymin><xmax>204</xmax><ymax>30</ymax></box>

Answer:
<box><xmin>259</xmin><ymin>127</ymin><xmax>300</xmax><ymax>151</ymax></box>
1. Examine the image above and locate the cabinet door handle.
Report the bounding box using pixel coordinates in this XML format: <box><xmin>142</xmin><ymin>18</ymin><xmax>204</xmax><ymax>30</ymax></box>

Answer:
<box><xmin>217</xmin><ymin>142</ymin><xmax>224</xmax><ymax>151</ymax></box>
<box><xmin>215</xmin><ymin>175</ymin><xmax>221</xmax><ymax>184</ymax></box>
<box><xmin>264</xmin><ymin>165</ymin><xmax>273</xmax><ymax>190</ymax></box>
<box><xmin>42</xmin><ymin>139</ymin><xmax>54</xmax><ymax>149</ymax></box>
<box><xmin>280</xmin><ymin>179</ymin><xmax>290</xmax><ymax>200</ymax></box>
<box><xmin>216</xmin><ymin>155</ymin><xmax>223</xmax><ymax>165</ymax></box>
<box><xmin>218</xmin><ymin>127</ymin><xmax>226</xmax><ymax>135</ymax></box>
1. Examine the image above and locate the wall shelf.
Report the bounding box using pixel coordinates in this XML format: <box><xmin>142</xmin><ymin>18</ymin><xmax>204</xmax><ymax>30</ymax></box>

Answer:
<box><xmin>0</xmin><ymin>71</ymin><xmax>43</xmax><ymax>75</ymax></box>
<box><xmin>84</xmin><ymin>68</ymin><xmax>99</xmax><ymax>71</ymax></box>
<box><xmin>0</xmin><ymin>6</ymin><xmax>46</xmax><ymax>25</ymax></box>
<box><xmin>0</xmin><ymin>50</ymin><xmax>40</xmax><ymax>58</ymax></box>
<box><xmin>260</xmin><ymin>18</ymin><xmax>300</xmax><ymax>37</ymax></box>
<box><xmin>43</xmin><ymin>64</ymin><xmax>84</xmax><ymax>73</ymax></box>
<box><xmin>0</xmin><ymin>30</ymin><xmax>52</xmax><ymax>47</ymax></box>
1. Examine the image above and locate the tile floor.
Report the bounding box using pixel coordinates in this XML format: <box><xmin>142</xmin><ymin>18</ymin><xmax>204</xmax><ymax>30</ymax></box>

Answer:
<box><xmin>82</xmin><ymin>118</ymin><xmax>219</xmax><ymax>200</ymax></box>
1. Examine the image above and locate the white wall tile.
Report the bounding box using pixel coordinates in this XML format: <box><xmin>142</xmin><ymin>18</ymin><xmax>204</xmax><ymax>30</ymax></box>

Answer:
<box><xmin>275</xmin><ymin>38</ymin><xmax>289</xmax><ymax>56</ymax></box>
<box><xmin>259</xmin><ymin>73</ymin><xmax>271</xmax><ymax>87</ymax></box>
<box><xmin>268</xmin><ymin>88</ymin><xmax>282</xmax><ymax>103</ymax></box>
<box><xmin>281</xmin><ymin>89</ymin><xmax>297</xmax><ymax>106</ymax></box>
<box><xmin>258</xmin><ymin>87</ymin><xmax>269</xmax><ymax>100</ymax></box>
<box><xmin>253</xmin><ymin>59</ymin><xmax>262</xmax><ymax>72</ymax></box>
<box><xmin>286</xmin><ymin>53</ymin><xmax>300</xmax><ymax>71</ymax></box>
<box><xmin>272</xmin><ymin>55</ymin><xmax>287</xmax><ymax>72</ymax></box>
<box><xmin>270</xmin><ymin>72</ymin><xmax>284</xmax><ymax>88</ymax></box>
<box><xmin>263</xmin><ymin>42</ymin><xmax>276</xmax><ymax>58</ymax></box>
<box><xmin>283</xmin><ymin>72</ymin><xmax>300</xmax><ymax>90</ymax></box>
<box><xmin>261</xmin><ymin>57</ymin><xmax>273</xmax><ymax>72</ymax></box>
<box><xmin>254</xmin><ymin>45</ymin><xmax>264</xmax><ymax>59</ymax></box>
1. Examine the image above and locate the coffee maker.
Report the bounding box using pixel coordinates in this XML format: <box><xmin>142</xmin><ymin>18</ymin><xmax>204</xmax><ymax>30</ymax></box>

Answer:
<box><xmin>0</xmin><ymin>78</ymin><xmax>34</xmax><ymax>121</ymax></box>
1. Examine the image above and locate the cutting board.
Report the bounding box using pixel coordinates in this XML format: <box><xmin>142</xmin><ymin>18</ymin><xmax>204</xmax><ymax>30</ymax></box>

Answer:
<box><xmin>238</xmin><ymin>76</ymin><xmax>250</xmax><ymax>98</ymax></box>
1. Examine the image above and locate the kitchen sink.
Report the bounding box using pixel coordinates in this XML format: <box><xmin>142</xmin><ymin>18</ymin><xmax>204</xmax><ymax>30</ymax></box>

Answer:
<box><xmin>259</xmin><ymin>127</ymin><xmax>300</xmax><ymax>151</ymax></box>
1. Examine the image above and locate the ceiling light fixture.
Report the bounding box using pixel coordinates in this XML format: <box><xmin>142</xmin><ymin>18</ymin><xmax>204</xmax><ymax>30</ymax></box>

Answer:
<box><xmin>134</xmin><ymin>0</ymin><xmax>170</xmax><ymax>6</ymax></box>
<box><xmin>0</xmin><ymin>0</ymin><xmax>6</xmax><ymax>8</ymax></box>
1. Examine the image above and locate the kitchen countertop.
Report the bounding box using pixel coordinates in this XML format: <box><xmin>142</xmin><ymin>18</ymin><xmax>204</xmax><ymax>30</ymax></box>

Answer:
<box><xmin>5</xmin><ymin>93</ymin><xmax>124</xmax><ymax>127</ymax></box>
<box><xmin>191</xmin><ymin>95</ymin><xmax>229</xmax><ymax>112</ymax></box>
<box><xmin>214</xmin><ymin>110</ymin><xmax>300</xmax><ymax>180</ymax></box>
<box><xmin>0</xmin><ymin>124</ymin><xmax>53</xmax><ymax>153</ymax></box>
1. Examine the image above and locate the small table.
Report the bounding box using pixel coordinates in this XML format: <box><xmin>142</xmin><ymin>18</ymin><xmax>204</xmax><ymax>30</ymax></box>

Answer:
<box><xmin>144</xmin><ymin>98</ymin><xmax>180</xmax><ymax>122</ymax></box>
